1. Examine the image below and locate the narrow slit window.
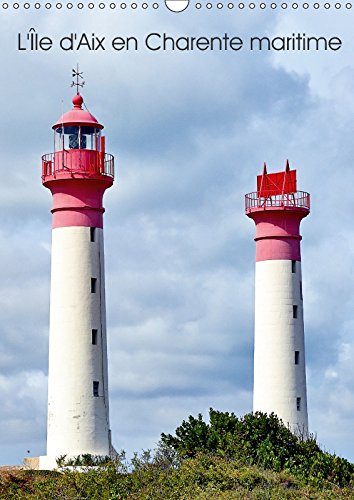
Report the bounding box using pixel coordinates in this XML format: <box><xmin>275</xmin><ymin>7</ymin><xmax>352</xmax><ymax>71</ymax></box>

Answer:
<box><xmin>300</xmin><ymin>281</ymin><xmax>303</xmax><ymax>301</ymax></box>
<box><xmin>90</xmin><ymin>227</ymin><xmax>96</xmax><ymax>242</ymax></box>
<box><xmin>293</xmin><ymin>305</ymin><xmax>298</xmax><ymax>319</ymax></box>
<box><xmin>291</xmin><ymin>260</ymin><xmax>296</xmax><ymax>273</ymax></box>
<box><xmin>91</xmin><ymin>278</ymin><xmax>97</xmax><ymax>293</ymax></box>
<box><xmin>296</xmin><ymin>397</ymin><xmax>301</xmax><ymax>411</ymax></box>
<box><xmin>295</xmin><ymin>351</ymin><xmax>300</xmax><ymax>365</ymax></box>
<box><xmin>93</xmin><ymin>381</ymin><xmax>99</xmax><ymax>397</ymax></box>
<box><xmin>92</xmin><ymin>329</ymin><xmax>98</xmax><ymax>345</ymax></box>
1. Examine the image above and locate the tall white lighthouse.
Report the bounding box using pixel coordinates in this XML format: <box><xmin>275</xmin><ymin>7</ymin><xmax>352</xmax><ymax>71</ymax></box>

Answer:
<box><xmin>245</xmin><ymin>162</ymin><xmax>310</xmax><ymax>435</ymax></box>
<box><xmin>39</xmin><ymin>76</ymin><xmax>115</xmax><ymax>469</ymax></box>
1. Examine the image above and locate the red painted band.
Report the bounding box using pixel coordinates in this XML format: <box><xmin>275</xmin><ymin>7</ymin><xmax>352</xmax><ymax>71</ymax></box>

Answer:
<box><xmin>43</xmin><ymin>177</ymin><xmax>113</xmax><ymax>229</ymax></box>
<box><xmin>246</xmin><ymin>208</ymin><xmax>309</xmax><ymax>262</ymax></box>
<box><xmin>51</xmin><ymin>206</ymin><xmax>105</xmax><ymax>229</ymax></box>
<box><xmin>255</xmin><ymin>235</ymin><xmax>302</xmax><ymax>261</ymax></box>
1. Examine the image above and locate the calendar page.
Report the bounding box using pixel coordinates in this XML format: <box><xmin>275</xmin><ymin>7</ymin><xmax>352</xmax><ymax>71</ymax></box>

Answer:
<box><xmin>0</xmin><ymin>2</ymin><xmax>352</xmax><ymax>470</ymax></box>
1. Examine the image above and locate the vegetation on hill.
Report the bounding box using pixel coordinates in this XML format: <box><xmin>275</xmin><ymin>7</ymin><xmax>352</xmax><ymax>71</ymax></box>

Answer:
<box><xmin>0</xmin><ymin>410</ymin><xmax>353</xmax><ymax>499</ymax></box>
<box><xmin>161</xmin><ymin>409</ymin><xmax>354</xmax><ymax>488</ymax></box>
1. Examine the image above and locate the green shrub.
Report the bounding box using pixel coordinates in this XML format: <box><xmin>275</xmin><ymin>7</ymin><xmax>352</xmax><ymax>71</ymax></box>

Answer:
<box><xmin>160</xmin><ymin>409</ymin><xmax>354</xmax><ymax>488</ymax></box>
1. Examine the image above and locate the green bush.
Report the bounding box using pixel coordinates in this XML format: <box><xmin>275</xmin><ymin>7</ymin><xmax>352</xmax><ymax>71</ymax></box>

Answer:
<box><xmin>160</xmin><ymin>409</ymin><xmax>354</xmax><ymax>488</ymax></box>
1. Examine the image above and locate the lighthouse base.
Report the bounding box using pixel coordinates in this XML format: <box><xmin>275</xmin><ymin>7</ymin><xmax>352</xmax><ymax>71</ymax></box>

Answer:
<box><xmin>24</xmin><ymin>450</ymin><xmax>118</xmax><ymax>470</ymax></box>
<box><xmin>22</xmin><ymin>456</ymin><xmax>57</xmax><ymax>471</ymax></box>
<box><xmin>23</xmin><ymin>455</ymin><xmax>74</xmax><ymax>470</ymax></box>
<box><xmin>25</xmin><ymin>438</ymin><xmax>118</xmax><ymax>470</ymax></box>
<box><xmin>38</xmin><ymin>455</ymin><xmax>59</xmax><ymax>470</ymax></box>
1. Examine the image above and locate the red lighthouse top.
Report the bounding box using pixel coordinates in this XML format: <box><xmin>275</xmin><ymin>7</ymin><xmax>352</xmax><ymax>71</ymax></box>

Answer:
<box><xmin>52</xmin><ymin>94</ymin><xmax>103</xmax><ymax>130</ymax></box>
<box><xmin>245</xmin><ymin>162</ymin><xmax>310</xmax><ymax>262</ymax></box>
<box><xmin>41</xmin><ymin>88</ymin><xmax>115</xmax><ymax>230</ymax></box>
<box><xmin>245</xmin><ymin>161</ymin><xmax>310</xmax><ymax>214</ymax></box>
<box><xmin>41</xmin><ymin>92</ymin><xmax>114</xmax><ymax>185</ymax></box>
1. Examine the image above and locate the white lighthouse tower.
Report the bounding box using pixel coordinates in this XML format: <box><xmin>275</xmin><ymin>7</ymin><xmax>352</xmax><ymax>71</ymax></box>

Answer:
<box><xmin>245</xmin><ymin>162</ymin><xmax>310</xmax><ymax>435</ymax></box>
<box><xmin>39</xmin><ymin>74</ymin><xmax>115</xmax><ymax>469</ymax></box>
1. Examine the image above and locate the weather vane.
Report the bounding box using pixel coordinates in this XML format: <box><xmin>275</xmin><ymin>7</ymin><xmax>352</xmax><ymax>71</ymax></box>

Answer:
<box><xmin>71</xmin><ymin>64</ymin><xmax>85</xmax><ymax>94</ymax></box>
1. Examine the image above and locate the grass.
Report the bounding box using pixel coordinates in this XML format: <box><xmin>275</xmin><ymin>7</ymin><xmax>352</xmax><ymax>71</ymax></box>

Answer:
<box><xmin>0</xmin><ymin>454</ymin><xmax>353</xmax><ymax>499</ymax></box>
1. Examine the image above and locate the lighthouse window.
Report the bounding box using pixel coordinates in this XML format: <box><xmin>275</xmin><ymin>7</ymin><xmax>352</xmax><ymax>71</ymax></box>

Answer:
<box><xmin>300</xmin><ymin>281</ymin><xmax>303</xmax><ymax>300</ymax></box>
<box><xmin>92</xmin><ymin>329</ymin><xmax>98</xmax><ymax>345</ymax></box>
<box><xmin>54</xmin><ymin>127</ymin><xmax>63</xmax><ymax>151</ymax></box>
<box><xmin>292</xmin><ymin>260</ymin><xmax>296</xmax><ymax>273</ymax></box>
<box><xmin>93</xmin><ymin>381</ymin><xmax>99</xmax><ymax>397</ymax></box>
<box><xmin>54</xmin><ymin>126</ymin><xmax>101</xmax><ymax>151</ymax></box>
<box><xmin>295</xmin><ymin>351</ymin><xmax>300</xmax><ymax>364</ymax></box>
<box><xmin>293</xmin><ymin>305</ymin><xmax>298</xmax><ymax>318</ymax></box>
<box><xmin>69</xmin><ymin>132</ymin><xmax>79</xmax><ymax>149</ymax></box>
<box><xmin>81</xmin><ymin>126</ymin><xmax>100</xmax><ymax>151</ymax></box>
<box><xmin>54</xmin><ymin>126</ymin><xmax>79</xmax><ymax>150</ymax></box>
<box><xmin>296</xmin><ymin>397</ymin><xmax>301</xmax><ymax>411</ymax></box>
<box><xmin>90</xmin><ymin>227</ymin><xmax>96</xmax><ymax>242</ymax></box>
<box><xmin>91</xmin><ymin>278</ymin><xmax>97</xmax><ymax>293</ymax></box>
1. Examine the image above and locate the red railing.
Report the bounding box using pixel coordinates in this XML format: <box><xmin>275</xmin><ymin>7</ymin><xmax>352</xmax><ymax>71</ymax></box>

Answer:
<box><xmin>245</xmin><ymin>191</ymin><xmax>310</xmax><ymax>212</ymax></box>
<box><xmin>42</xmin><ymin>150</ymin><xmax>115</xmax><ymax>180</ymax></box>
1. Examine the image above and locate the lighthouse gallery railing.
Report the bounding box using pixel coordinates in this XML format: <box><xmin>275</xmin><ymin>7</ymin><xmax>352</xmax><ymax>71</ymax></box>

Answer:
<box><xmin>245</xmin><ymin>191</ymin><xmax>310</xmax><ymax>212</ymax></box>
<box><xmin>41</xmin><ymin>151</ymin><xmax>114</xmax><ymax>180</ymax></box>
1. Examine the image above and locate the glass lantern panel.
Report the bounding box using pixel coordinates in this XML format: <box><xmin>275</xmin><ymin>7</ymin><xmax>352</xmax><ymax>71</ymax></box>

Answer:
<box><xmin>81</xmin><ymin>126</ymin><xmax>101</xmax><ymax>151</ymax></box>
<box><xmin>54</xmin><ymin>127</ymin><xmax>63</xmax><ymax>151</ymax></box>
<box><xmin>54</xmin><ymin>126</ymin><xmax>80</xmax><ymax>150</ymax></box>
<box><xmin>54</xmin><ymin>126</ymin><xmax>101</xmax><ymax>151</ymax></box>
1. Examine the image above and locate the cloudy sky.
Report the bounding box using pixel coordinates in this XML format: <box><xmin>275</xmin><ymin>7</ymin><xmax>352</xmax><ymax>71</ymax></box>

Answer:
<box><xmin>0</xmin><ymin>4</ymin><xmax>354</xmax><ymax>465</ymax></box>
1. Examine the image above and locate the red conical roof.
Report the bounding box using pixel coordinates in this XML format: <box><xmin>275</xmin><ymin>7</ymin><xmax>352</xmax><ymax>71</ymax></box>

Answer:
<box><xmin>52</xmin><ymin>94</ymin><xmax>104</xmax><ymax>130</ymax></box>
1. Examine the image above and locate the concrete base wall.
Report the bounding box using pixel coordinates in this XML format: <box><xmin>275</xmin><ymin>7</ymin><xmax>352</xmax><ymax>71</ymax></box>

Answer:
<box><xmin>23</xmin><ymin>457</ymin><xmax>40</xmax><ymax>470</ymax></box>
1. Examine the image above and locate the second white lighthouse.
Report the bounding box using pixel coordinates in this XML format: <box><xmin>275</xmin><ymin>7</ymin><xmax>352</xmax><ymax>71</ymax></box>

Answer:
<box><xmin>39</xmin><ymin>82</ymin><xmax>115</xmax><ymax>469</ymax></box>
<box><xmin>245</xmin><ymin>162</ymin><xmax>310</xmax><ymax>435</ymax></box>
